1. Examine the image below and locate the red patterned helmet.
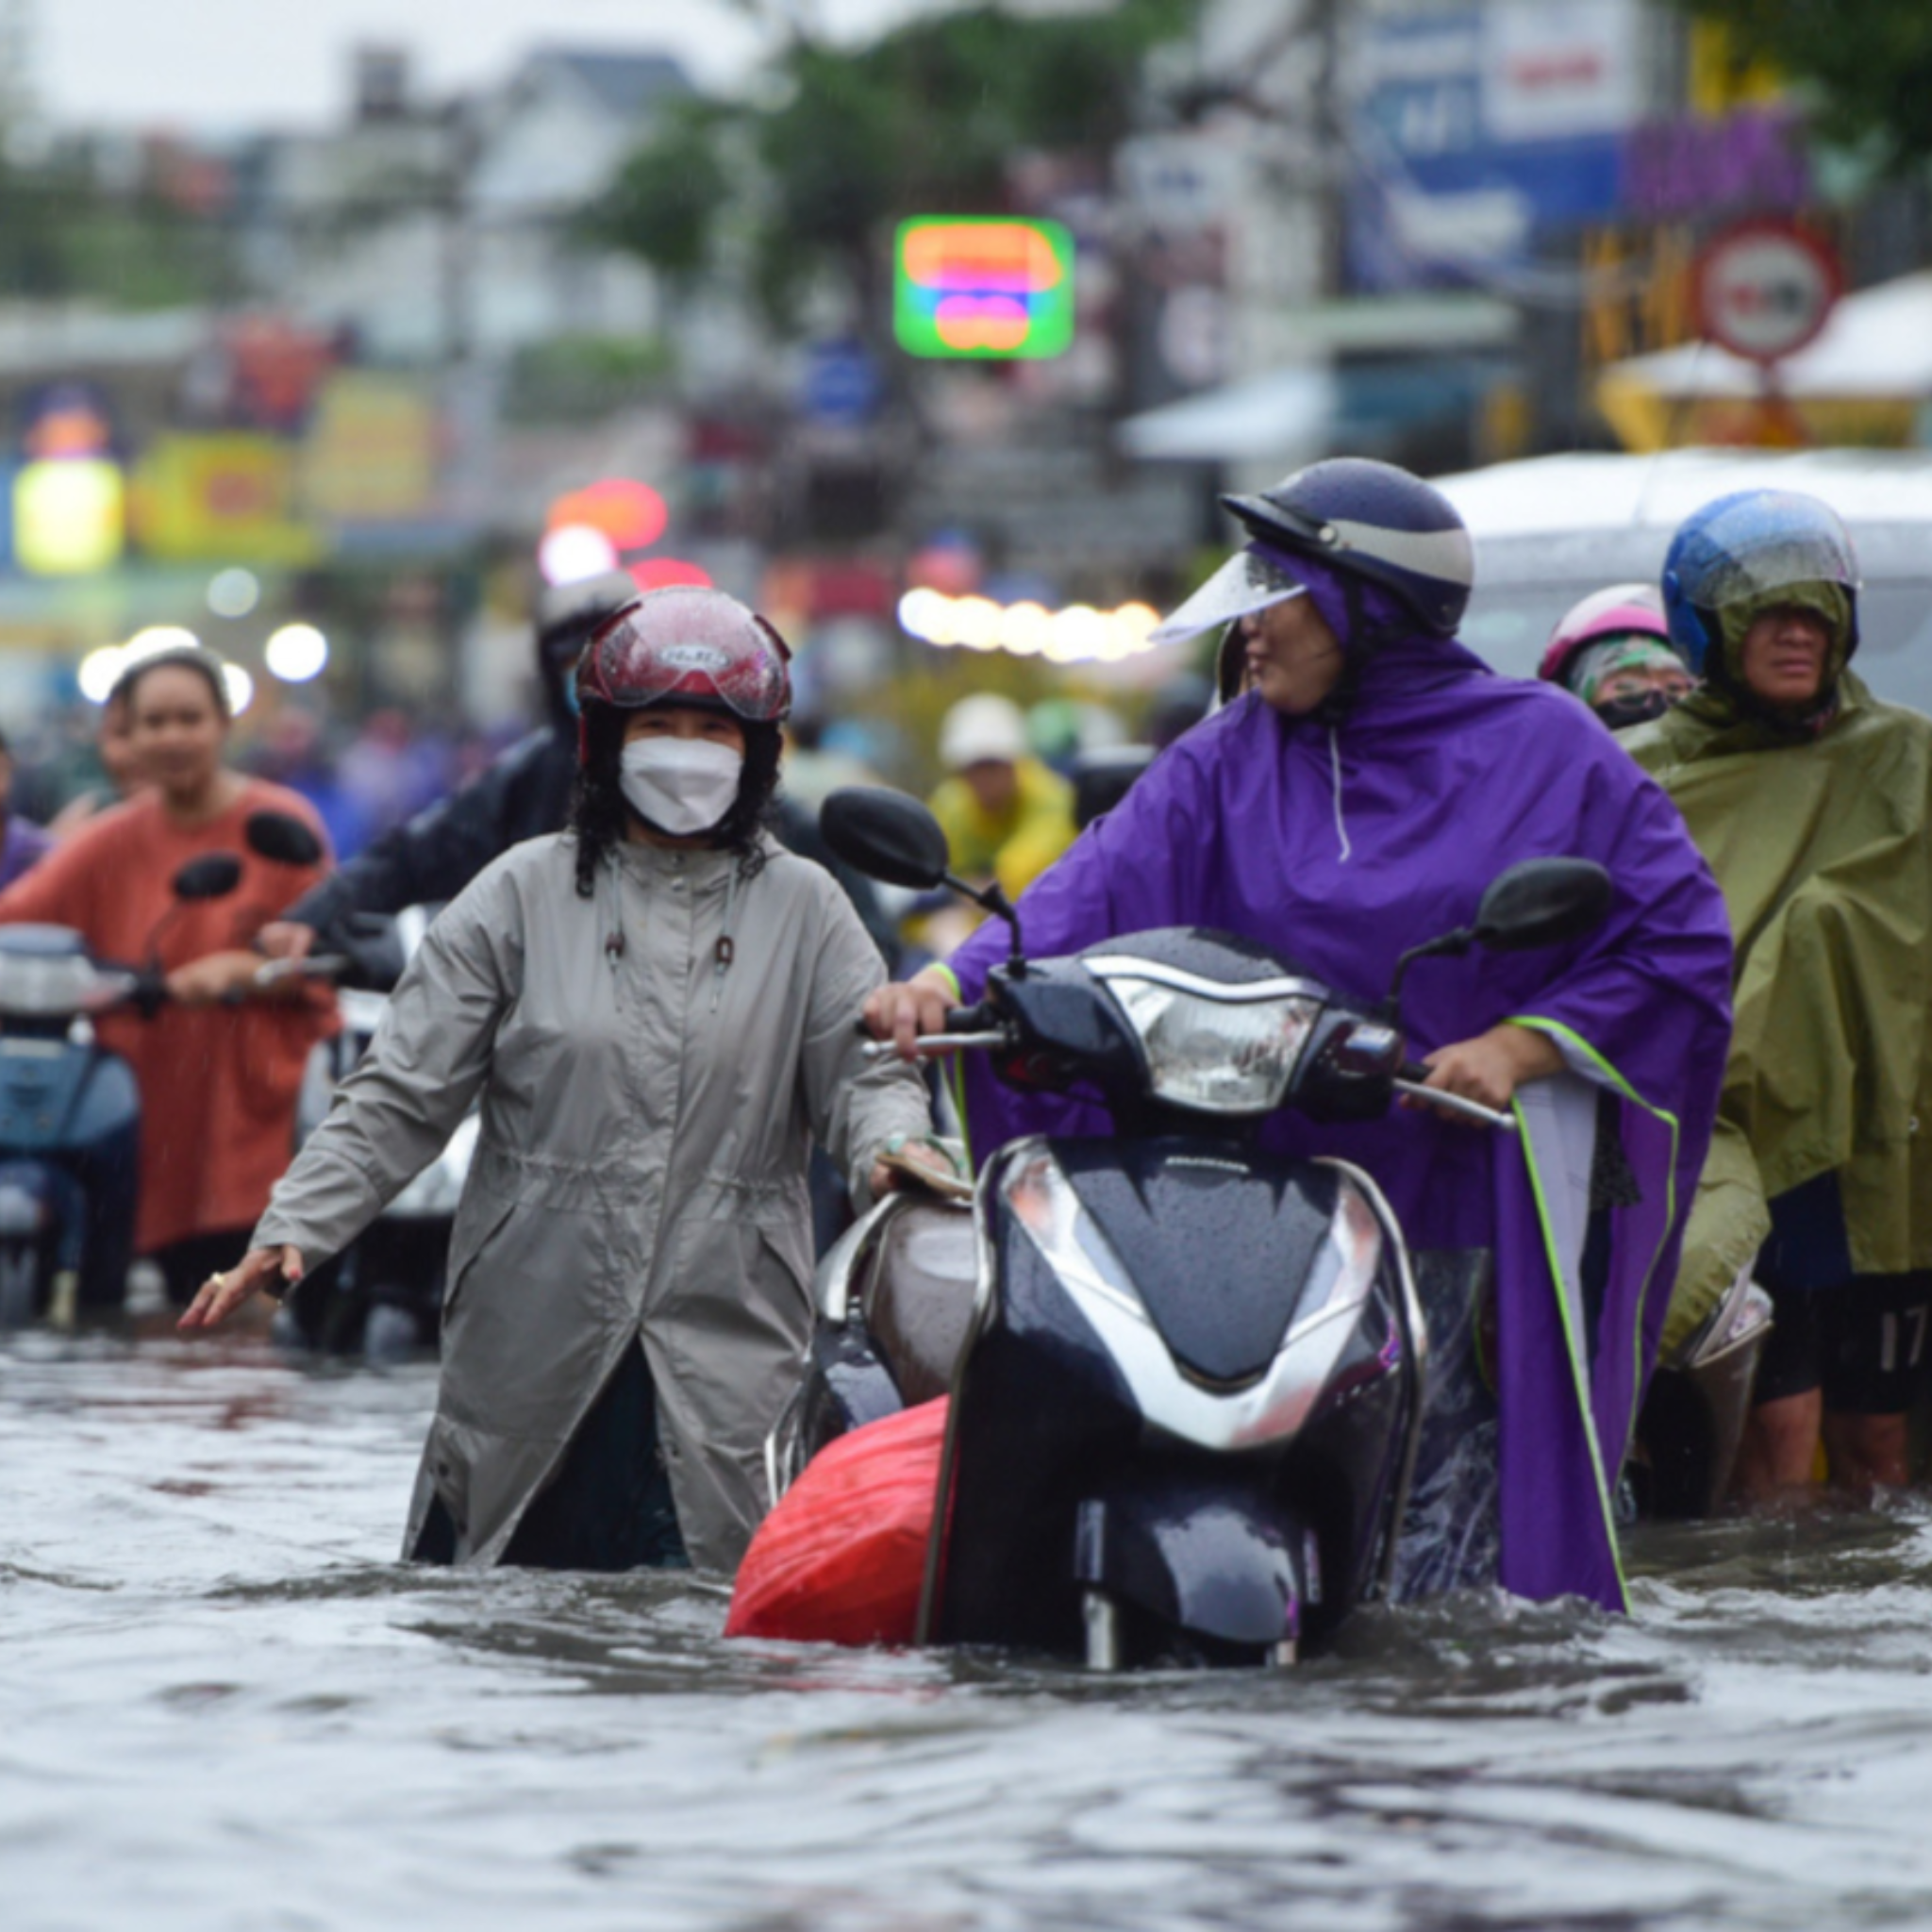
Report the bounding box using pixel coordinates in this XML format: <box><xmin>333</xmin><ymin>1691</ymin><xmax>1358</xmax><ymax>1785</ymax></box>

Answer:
<box><xmin>576</xmin><ymin>586</ymin><xmax>791</xmax><ymax>724</ymax></box>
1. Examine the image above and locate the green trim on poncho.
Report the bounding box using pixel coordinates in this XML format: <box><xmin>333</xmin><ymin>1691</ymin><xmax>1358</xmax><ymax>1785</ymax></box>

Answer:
<box><xmin>1624</xmin><ymin>665</ymin><xmax>1932</xmax><ymax>1274</ymax></box>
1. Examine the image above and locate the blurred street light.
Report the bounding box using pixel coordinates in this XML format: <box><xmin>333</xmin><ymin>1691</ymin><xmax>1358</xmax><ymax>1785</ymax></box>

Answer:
<box><xmin>222</xmin><ymin>665</ymin><xmax>256</xmax><ymax>715</ymax></box>
<box><xmin>207</xmin><ymin>568</ymin><xmax>261</xmax><ymax>618</ymax></box>
<box><xmin>897</xmin><ymin>589</ymin><xmax>1162</xmax><ymax>665</ymax></box>
<box><xmin>76</xmin><ymin>646</ymin><xmax>124</xmax><ymax>704</ymax></box>
<box><xmin>265</xmin><ymin>624</ymin><xmax>329</xmax><ymax>683</ymax></box>
<box><xmin>538</xmin><ymin>524</ymin><xmax>621</xmax><ymax>585</ymax></box>
<box><xmin>125</xmin><ymin>625</ymin><xmax>200</xmax><ymax>657</ymax></box>
<box><xmin>628</xmin><ymin>558</ymin><xmax>711</xmax><ymax>591</ymax></box>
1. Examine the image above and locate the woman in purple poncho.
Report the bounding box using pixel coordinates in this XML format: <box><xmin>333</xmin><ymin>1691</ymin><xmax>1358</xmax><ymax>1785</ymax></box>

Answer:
<box><xmin>868</xmin><ymin>459</ymin><xmax>1736</xmax><ymax>1612</ymax></box>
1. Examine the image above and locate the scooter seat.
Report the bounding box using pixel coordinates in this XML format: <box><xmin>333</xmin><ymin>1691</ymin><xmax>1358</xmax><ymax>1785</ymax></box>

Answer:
<box><xmin>863</xmin><ymin>1202</ymin><xmax>977</xmax><ymax>1406</ymax></box>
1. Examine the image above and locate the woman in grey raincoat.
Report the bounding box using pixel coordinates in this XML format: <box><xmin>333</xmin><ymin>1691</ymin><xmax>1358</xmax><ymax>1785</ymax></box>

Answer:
<box><xmin>180</xmin><ymin>588</ymin><xmax>942</xmax><ymax>1574</ymax></box>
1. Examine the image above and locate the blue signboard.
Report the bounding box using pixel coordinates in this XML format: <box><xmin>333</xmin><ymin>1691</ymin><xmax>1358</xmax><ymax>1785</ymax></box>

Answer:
<box><xmin>800</xmin><ymin>341</ymin><xmax>881</xmax><ymax>425</ymax></box>
<box><xmin>1347</xmin><ymin>2</ymin><xmax>1640</xmax><ymax>292</ymax></box>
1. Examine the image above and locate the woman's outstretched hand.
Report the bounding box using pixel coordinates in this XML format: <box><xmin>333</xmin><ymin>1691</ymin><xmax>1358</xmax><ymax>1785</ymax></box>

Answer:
<box><xmin>177</xmin><ymin>1245</ymin><xmax>305</xmax><ymax>1331</ymax></box>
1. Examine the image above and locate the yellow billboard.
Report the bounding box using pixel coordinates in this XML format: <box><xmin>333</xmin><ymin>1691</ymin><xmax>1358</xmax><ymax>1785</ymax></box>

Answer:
<box><xmin>132</xmin><ymin>434</ymin><xmax>319</xmax><ymax>564</ymax></box>
<box><xmin>301</xmin><ymin>374</ymin><xmax>439</xmax><ymax>523</ymax></box>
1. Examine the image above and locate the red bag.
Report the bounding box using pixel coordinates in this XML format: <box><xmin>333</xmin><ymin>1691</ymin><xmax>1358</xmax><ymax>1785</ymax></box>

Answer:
<box><xmin>725</xmin><ymin>1397</ymin><xmax>949</xmax><ymax>1646</ymax></box>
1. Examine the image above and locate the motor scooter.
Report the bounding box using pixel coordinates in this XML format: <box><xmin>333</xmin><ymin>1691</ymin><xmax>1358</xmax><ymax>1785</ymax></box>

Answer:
<box><xmin>0</xmin><ymin>812</ymin><xmax>325</xmax><ymax>1329</ymax></box>
<box><xmin>1634</xmin><ymin>1264</ymin><xmax>1773</xmax><ymax>1519</ymax></box>
<box><xmin>764</xmin><ymin>786</ymin><xmax>1612</xmax><ymax>1668</ymax></box>
<box><xmin>274</xmin><ymin>903</ymin><xmax>475</xmax><ymax>1362</ymax></box>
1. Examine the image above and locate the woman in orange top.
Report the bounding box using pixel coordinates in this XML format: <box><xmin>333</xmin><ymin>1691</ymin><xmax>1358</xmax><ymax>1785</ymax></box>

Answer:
<box><xmin>0</xmin><ymin>646</ymin><xmax>337</xmax><ymax>1306</ymax></box>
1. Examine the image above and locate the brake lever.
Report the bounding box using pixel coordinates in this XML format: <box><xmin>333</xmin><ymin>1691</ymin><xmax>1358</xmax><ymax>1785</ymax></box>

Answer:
<box><xmin>1391</xmin><ymin>1076</ymin><xmax>1518</xmax><ymax>1133</ymax></box>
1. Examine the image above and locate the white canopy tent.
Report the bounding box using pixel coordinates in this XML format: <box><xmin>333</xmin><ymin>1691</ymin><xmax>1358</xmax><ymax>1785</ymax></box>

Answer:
<box><xmin>1607</xmin><ymin>271</ymin><xmax>1932</xmax><ymax>402</ymax></box>
<box><xmin>1597</xmin><ymin>270</ymin><xmax>1932</xmax><ymax>449</ymax></box>
<box><xmin>1115</xmin><ymin>364</ymin><xmax>1338</xmax><ymax>464</ymax></box>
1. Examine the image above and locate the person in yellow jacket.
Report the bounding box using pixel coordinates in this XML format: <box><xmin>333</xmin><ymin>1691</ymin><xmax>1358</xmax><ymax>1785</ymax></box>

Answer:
<box><xmin>925</xmin><ymin>693</ymin><xmax>1076</xmax><ymax>902</ymax></box>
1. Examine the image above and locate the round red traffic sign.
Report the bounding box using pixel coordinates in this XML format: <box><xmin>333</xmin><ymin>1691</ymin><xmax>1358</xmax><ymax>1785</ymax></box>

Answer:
<box><xmin>1693</xmin><ymin>220</ymin><xmax>1841</xmax><ymax>364</ymax></box>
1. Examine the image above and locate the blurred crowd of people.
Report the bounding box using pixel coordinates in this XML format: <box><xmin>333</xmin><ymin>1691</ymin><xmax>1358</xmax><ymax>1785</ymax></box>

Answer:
<box><xmin>3</xmin><ymin>693</ymin><xmax>519</xmax><ymax>865</ymax></box>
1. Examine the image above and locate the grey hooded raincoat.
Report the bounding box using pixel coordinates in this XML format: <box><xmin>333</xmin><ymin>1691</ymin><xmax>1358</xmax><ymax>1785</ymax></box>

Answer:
<box><xmin>253</xmin><ymin>831</ymin><xmax>933</xmax><ymax>1573</ymax></box>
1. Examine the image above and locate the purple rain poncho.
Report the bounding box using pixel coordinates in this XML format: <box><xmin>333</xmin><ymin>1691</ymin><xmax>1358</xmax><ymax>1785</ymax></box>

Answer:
<box><xmin>939</xmin><ymin>571</ymin><xmax>1734</xmax><ymax>1612</ymax></box>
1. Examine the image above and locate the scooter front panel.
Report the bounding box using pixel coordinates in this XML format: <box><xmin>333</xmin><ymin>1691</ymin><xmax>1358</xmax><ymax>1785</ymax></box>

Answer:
<box><xmin>1049</xmin><ymin>1138</ymin><xmax>1346</xmax><ymax>1387</ymax></box>
<box><xmin>931</xmin><ymin>1139</ymin><xmax>1420</xmax><ymax>1657</ymax></box>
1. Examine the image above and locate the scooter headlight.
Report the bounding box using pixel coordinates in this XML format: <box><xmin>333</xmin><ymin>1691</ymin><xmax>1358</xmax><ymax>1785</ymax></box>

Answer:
<box><xmin>1093</xmin><ymin>969</ymin><xmax>1323</xmax><ymax>1115</ymax></box>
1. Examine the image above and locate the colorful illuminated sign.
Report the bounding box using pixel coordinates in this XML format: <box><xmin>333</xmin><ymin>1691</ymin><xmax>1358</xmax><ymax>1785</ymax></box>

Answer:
<box><xmin>12</xmin><ymin>380</ymin><xmax>125</xmax><ymax>575</ymax></box>
<box><xmin>893</xmin><ymin>217</ymin><xmax>1075</xmax><ymax>360</ymax></box>
<box><xmin>15</xmin><ymin>458</ymin><xmax>124</xmax><ymax>575</ymax></box>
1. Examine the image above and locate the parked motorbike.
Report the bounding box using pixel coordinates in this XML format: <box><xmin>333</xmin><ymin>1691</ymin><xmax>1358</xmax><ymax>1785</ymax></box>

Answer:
<box><xmin>764</xmin><ymin>786</ymin><xmax>1612</xmax><ymax>1669</ymax></box>
<box><xmin>274</xmin><ymin>904</ymin><xmax>472</xmax><ymax>1363</ymax></box>
<box><xmin>0</xmin><ymin>813</ymin><xmax>323</xmax><ymax>1329</ymax></box>
<box><xmin>1634</xmin><ymin>1265</ymin><xmax>1774</xmax><ymax>1519</ymax></box>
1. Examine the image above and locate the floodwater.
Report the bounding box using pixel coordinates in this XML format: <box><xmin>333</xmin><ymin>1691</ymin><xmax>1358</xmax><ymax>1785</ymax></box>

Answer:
<box><xmin>8</xmin><ymin>1330</ymin><xmax>1932</xmax><ymax>1932</ymax></box>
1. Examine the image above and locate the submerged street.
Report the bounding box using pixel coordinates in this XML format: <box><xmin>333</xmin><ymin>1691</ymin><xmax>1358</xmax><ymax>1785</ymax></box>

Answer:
<box><xmin>8</xmin><ymin>1329</ymin><xmax>1932</xmax><ymax>1931</ymax></box>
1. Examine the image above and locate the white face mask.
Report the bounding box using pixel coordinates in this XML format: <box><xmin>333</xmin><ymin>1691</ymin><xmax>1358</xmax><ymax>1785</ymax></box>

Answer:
<box><xmin>619</xmin><ymin>735</ymin><xmax>745</xmax><ymax>837</ymax></box>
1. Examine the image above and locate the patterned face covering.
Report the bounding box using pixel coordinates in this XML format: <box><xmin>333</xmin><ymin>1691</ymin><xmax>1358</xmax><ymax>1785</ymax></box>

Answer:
<box><xmin>1567</xmin><ymin>636</ymin><xmax>1694</xmax><ymax>712</ymax></box>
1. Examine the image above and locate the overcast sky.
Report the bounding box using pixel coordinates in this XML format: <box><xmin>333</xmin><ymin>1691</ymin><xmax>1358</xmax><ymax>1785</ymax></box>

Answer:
<box><xmin>39</xmin><ymin>0</ymin><xmax>933</xmax><ymax>134</ymax></box>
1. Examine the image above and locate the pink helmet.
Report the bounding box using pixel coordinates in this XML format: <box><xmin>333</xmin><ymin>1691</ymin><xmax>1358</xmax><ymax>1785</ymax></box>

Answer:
<box><xmin>1538</xmin><ymin>583</ymin><xmax>1673</xmax><ymax>689</ymax></box>
<box><xmin>578</xmin><ymin>586</ymin><xmax>791</xmax><ymax>724</ymax></box>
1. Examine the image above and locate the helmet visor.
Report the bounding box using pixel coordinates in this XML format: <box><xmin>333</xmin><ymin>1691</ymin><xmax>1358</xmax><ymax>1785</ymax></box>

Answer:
<box><xmin>1692</xmin><ymin>539</ymin><xmax>1860</xmax><ymax>612</ymax></box>
<box><xmin>1679</xmin><ymin>498</ymin><xmax>1860</xmax><ymax>613</ymax></box>
<box><xmin>581</xmin><ymin>592</ymin><xmax>791</xmax><ymax>724</ymax></box>
<box><xmin>1150</xmin><ymin>547</ymin><xmax>1307</xmax><ymax>647</ymax></box>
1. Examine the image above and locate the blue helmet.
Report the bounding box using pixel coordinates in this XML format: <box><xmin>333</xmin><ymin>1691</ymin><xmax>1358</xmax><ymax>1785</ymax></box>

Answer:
<box><xmin>1661</xmin><ymin>490</ymin><xmax>1860</xmax><ymax>675</ymax></box>
<box><xmin>1220</xmin><ymin>458</ymin><xmax>1475</xmax><ymax>637</ymax></box>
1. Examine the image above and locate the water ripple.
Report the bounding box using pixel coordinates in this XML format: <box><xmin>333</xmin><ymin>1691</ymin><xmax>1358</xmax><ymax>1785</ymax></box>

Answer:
<box><xmin>8</xmin><ymin>1336</ymin><xmax>1932</xmax><ymax>1929</ymax></box>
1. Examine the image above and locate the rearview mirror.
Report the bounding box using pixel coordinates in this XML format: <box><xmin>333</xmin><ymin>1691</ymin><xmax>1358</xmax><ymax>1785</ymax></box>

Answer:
<box><xmin>1473</xmin><ymin>858</ymin><xmax>1613</xmax><ymax>954</ymax></box>
<box><xmin>172</xmin><ymin>853</ymin><xmax>243</xmax><ymax>902</ymax></box>
<box><xmin>245</xmin><ymin>809</ymin><xmax>324</xmax><ymax>869</ymax></box>
<box><xmin>821</xmin><ymin>787</ymin><xmax>952</xmax><ymax>891</ymax></box>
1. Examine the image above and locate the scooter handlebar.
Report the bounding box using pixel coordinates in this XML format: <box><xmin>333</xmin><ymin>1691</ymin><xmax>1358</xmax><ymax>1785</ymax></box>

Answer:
<box><xmin>250</xmin><ymin>955</ymin><xmax>348</xmax><ymax>990</ymax></box>
<box><xmin>850</xmin><ymin>1000</ymin><xmax>996</xmax><ymax>1051</ymax></box>
<box><xmin>860</xmin><ymin>1030</ymin><xmax>1010</xmax><ymax>1063</ymax></box>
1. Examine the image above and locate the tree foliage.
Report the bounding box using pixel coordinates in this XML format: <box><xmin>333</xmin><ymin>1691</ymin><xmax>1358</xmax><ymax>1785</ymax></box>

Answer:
<box><xmin>0</xmin><ymin>151</ymin><xmax>235</xmax><ymax>307</ymax></box>
<box><xmin>1667</xmin><ymin>0</ymin><xmax>1932</xmax><ymax>173</ymax></box>
<box><xmin>585</xmin><ymin>97</ymin><xmax>736</xmax><ymax>283</ymax></box>
<box><xmin>588</xmin><ymin>0</ymin><xmax>1201</xmax><ymax>330</ymax></box>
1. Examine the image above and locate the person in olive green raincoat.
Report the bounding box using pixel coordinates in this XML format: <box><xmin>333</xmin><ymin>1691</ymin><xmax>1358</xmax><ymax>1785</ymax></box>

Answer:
<box><xmin>1625</xmin><ymin>490</ymin><xmax>1932</xmax><ymax>1498</ymax></box>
